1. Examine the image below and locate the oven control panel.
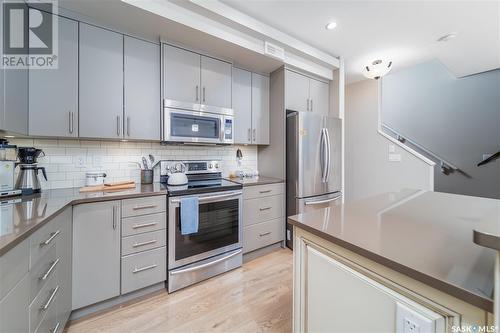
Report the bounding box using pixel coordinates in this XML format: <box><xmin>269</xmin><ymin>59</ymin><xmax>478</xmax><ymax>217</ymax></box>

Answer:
<box><xmin>159</xmin><ymin>160</ymin><xmax>221</xmax><ymax>176</ymax></box>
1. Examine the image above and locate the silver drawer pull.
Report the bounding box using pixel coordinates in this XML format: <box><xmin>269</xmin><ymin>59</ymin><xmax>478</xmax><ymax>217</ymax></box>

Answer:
<box><xmin>40</xmin><ymin>286</ymin><xmax>59</xmax><ymax>311</ymax></box>
<box><xmin>259</xmin><ymin>232</ymin><xmax>272</xmax><ymax>237</ymax></box>
<box><xmin>259</xmin><ymin>190</ymin><xmax>272</xmax><ymax>194</ymax></box>
<box><xmin>39</xmin><ymin>258</ymin><xmax>60</xmax><ymax>281</ymax></box>
<box><xmin>259</xmin><ymin>207</ymin><xmax>272</xmax><ymax>211</ymax></box>
<box><xmin>132</xmin><ymin>240</ymin><xmax>157</xmax><ymax>248</ymax></box>
<box><xmin>133</xmin><ymin>204</ymin><xmax>157</xmax><ymax>210</ymax></box>
<box><xmin>132</xmin><ymin>222</ymin><xmax>158</xmax><ymax>229</ymax></box>
<box><xmin>40</xmin><ymin>230</ymin><xmax>60</xmax><ymax>247</ymax></box>
<box><xmin>133</xmin><ymin>264</ymin><xmax>157</xmax><ymax>273</ymax></box>
<box><xmin>50</xmin><ymin>322</ymin><xmax>60</xmax><ymax>333</ymax></box>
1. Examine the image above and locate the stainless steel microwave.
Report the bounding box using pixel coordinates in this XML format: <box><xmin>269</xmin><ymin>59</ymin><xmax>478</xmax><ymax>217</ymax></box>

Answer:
<box><xmin>162</xmin><ymin>108</ymin><xmax>234</xmax><ymax>145</ymax></box>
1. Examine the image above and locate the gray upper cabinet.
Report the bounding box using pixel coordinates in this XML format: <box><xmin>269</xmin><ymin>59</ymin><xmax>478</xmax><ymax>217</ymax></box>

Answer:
<box><xmin>79</xmin><ymin>23</ymin><xmax>124</xmax><ymax>139</ymax></box>
<box><xmin>309</xmin><ymin>78</ymin><xmax>329</xmax><ymax>115</ymax></box>
<box><xmin>72</xmin><ymin>201</ymin><xmax>121</xmax><ymax>310</ymax></box>
<box><xmin>200</xmin><ymin>55</ymin><xmax>232</xmax><ymax>111</ymax></box>
<box><xmin>124</xmin><ymin>36</ymin><xmax>160</xmax><ymax>140</ymax></box>
<box><xmin>163</xmin><ymin>44</ymin><xmax>201</xmax><ymax>108</ymax></box>
<box><xmin>286</xmin><ymin>69</ymin><xmax>330</xmax><ymax>114</ymax></box>
<box><xmin>29</xmin><ymin>16</ymin><xmax>79</xmax><ymax>137</ymax></box>
<box><xmin>251</xmin><ymin>73</ymin><xmax>270</xmax><ymax>145</ymax></box>
<box><xmin>286</xmin><ymin>70</ymin><xmax>310</xmax><ymax>113</ymax></box>
<box><xmin>233</xmin><ymin>68</ymin><xmax>252</xmax><ymax>144</ymax></box>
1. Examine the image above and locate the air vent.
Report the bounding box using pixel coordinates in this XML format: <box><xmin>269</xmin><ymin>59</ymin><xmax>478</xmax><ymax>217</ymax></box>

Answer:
<box><xmin>264</xmin><ymin>41</ymin><xmax>285</xmax><ymax>61</ymax></box>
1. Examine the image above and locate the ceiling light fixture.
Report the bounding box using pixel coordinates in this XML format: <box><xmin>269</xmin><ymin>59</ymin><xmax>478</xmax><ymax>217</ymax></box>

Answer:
<box><xmin>325</xmin><ymin>22</ymin><xmax>337</xmax><ymax>30</ymax></box>
<box><xmin>437</xmin><ymin>33</ymin><xmax>457</xmax><ymax>42</ymax></box>
<box><xmin>362</xmin><ymin>59</ymin><xmax>393</xmax><ymax>80</ymax></box>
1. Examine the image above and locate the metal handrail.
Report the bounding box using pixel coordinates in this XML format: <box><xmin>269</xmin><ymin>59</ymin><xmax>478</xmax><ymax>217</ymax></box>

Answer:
<box><xmin>381</xmin><ymin>124</ymin><xmax>459</xmax><ymax>174</ymax></box>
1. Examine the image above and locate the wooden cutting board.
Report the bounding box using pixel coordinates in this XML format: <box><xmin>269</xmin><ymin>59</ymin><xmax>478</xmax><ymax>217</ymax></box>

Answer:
<box><xmin>80</xmin><ymin>182</ymin><xmax>136</xmax><ymax>193</ymax></box>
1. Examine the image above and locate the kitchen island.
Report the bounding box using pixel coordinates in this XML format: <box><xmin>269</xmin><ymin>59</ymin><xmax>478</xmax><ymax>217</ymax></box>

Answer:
<box><xmin>288</xmin><ymin>189</ymin><xmax>499</xmax><ymax>332</ymax></box>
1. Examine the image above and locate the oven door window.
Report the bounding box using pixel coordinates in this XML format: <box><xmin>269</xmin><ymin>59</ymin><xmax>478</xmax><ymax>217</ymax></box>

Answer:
<box><xmin>170</xmin><ymin>113</ymin><xmax>220</xmax><ymax>139</ymax></box>
<box><xmin>175</xmin><ymin>199</ymin><xmax>239</xmax><ymax>261</ymax></box>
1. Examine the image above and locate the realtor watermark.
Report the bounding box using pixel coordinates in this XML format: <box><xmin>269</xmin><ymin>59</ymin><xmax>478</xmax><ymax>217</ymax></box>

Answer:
<box><xmin>452</xmin><ymin>325</ymin><xmax>498</xmax><ymax>333</ymax></box>
<box><xmin>1</xmin><ymin>0</ymin><xmax>58</xmax><ymax>69</ymax></box>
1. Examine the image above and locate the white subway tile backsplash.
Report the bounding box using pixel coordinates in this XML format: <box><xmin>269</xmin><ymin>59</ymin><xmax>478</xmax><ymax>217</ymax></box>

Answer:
<box><xmin>9</xmin><ymin>138</ymin><xmax>258</xmax><ymax>189</ymax></box>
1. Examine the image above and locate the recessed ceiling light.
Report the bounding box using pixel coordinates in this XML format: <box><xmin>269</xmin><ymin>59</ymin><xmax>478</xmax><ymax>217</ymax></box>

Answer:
<box><xmin>325</xmin><ymin>22</ymin><xmax>337</xmax><ymax>30</ymax></box>
<box><xmin>437</xmin><ymin>33</ymin><xmax>457</xmax><ymax>42</ymax></box>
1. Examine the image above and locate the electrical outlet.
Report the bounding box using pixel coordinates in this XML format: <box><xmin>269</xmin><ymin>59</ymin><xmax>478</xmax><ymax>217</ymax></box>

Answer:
<box><xmin>389</xmin><ymin>153</ymin><xmax>401</xmax><ymax>162</ymax></box>
<box><xmin>404</xmin><ymin>318</ymin><xmax>420</xmax><ymax>333</ymax></box>
<box><xmin>76</xmin><ymin>156</ymin><xmax>85</xmax><ymax>167</ymax></box>
<box><xmin>389</xmin><ymin>144</ymin><xmax>396</xmax><ymax>153</ymax></box>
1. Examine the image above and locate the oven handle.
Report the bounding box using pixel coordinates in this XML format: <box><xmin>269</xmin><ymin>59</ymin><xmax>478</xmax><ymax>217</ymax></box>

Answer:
<box><xmin>170</xmin><ymin>249</ymin><xmax>242</xmax><ymax>275</ymax></box>
<box><xmin>170</xmin><ymin>191</ymin><xmax>242</xmax><ymax>204</ymax></box>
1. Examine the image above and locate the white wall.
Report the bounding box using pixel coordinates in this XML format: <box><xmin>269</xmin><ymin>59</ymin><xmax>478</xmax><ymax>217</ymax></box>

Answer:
<box><xmin>10</xmin><ymin>138</ymin><xmax>258</xmax><ymax>190</ymax></box>
<box><xmin>345</xmin><ymin>79</ymin><xmax>433</xmax><ymax>201</ymax></box>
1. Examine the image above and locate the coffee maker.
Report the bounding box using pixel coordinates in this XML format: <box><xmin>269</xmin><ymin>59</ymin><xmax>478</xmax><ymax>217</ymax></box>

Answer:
<box><xmin>0</xmin><ymin>139</ymin><xmax>21</xmax><ymax>198</ymax></box>
<box><xmin>15</xmin><ymin>147</ymin><xmax>47</xmax><ymax>195</ymax></box>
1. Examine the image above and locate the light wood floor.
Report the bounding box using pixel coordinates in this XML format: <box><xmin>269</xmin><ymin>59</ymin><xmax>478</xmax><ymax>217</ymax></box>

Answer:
<box><xmin>67</xmin><ymin>248</ymin><xmax>293</xmax><ymax>333</ymax></box>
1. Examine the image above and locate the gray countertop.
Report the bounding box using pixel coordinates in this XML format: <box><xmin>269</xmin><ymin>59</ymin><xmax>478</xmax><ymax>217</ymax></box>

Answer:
<box><xmin>226</xmin><ymin>176</ymin><xmax>284</xmax><ymax>187</ymax></box>
<box><xmin>0</xmin><ymin>183</ymin><xmax>168</xmax><ymax>256</ymax></box>
<box><xmin>288</xmin><ymin>189</ymin><xmax>500</xmax><ymax>312</ymax></box>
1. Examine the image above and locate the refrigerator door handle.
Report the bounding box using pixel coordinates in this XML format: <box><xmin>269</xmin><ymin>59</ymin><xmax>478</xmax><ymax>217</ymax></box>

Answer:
<box><xmin>324</xmin><ymin>128</ymin><xmax>332</xmax><ymax>182</ymax></box>
<box><xmin>320</xmin><ymin>128</ymin><xmax>327</xmax><ymax>182</ymax></box>
<box><xmin>304</xmin><ymin>194</ymin><xmax>342</xmax><ymax>205</ymax></box>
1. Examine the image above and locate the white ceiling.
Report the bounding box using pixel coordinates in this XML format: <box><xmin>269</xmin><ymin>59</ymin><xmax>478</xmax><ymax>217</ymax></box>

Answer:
<box><xmin>221</xmin><ymin>0</ymin><xmax>500</xmax><ymax>83</ymax></box>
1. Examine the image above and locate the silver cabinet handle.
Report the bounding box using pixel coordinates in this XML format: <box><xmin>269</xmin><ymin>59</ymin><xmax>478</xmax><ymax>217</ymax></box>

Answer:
<box><xmin>311</xmin><ymin>99</ymin><xmax>313</xmax><ymax>111</ymax></box>
<box><xmin>170</xmin><ymin>249</ymin><xmax>242</xmax><ymax>275</ymax></box>
<box><xmin>117</xmin><ymin>115</ymin><xmax>121</xmax><ymax>136</ymax></box>
<box><xmin>68</xmin><ymin>111</ymin><xmax>73</xmax><ymax>134</ymax></box>
<box><xmin>39</xmin><ymin>258</ymin><xmax>60</xmax><ymax>281</ymax></box>
<box><xmin>307</xmin><ymin>99</ymin><xmax>310</xmax><ymax>111</ymax></box>
<box><xmin>132</xmin><ymin>222</ymin><xmax>158</xmax><ymax>229</ymax></box>
<box><xmin>50</xmin><ymin>322</ymin><xmax>60</xmax><ymax>333</ymax></box>
<box><xmin>112</xmin><ymin>205</ymin><xmax>116</xmax><ymax>230</ymax></box>
<box><xmin>132</xmin><ymin>239</ymin><xmax>157</xmax><ymax>248</ymax></box>
<box><xmin>40</xmin><ymin>286</ymin><xmax>59</xmax><ymax>311</ymax></box>
<box><xmin>127</xmin><ymin>116</ymin><xmax>130</xmax><ymax>137</ymax></box>
<box><xmin>259</xmin><ymin>190</ymin><xmax>272</xmax><ymax>194</ymax></box>
<box><xmin>259</xmin><ymin>232</ymin><xmax>271</xmax><ymax>237</ymax></box>
<box><xmin>202</xmin><ymin>87</ymin><xmax>206</xmax><ymax>102</ymax></box>
<box><xmin>133</xmin><ymin>204</ymin><xmax>157</xmax><ymax>210</ymax></box>
<box><xmin>133</xmin><ymin>264</ymin><xmax>157</xmax><ymax>274</ymax></box>
<box><xmin>195</xmin><ymin>85</ymin><xmax>199</xmax><ymax>101</ymax></box>
<box><xmin>248</xmin><ymin>128</ymin><xmax>251</xmax><ymax>142</ymax></box>
<box><xmin>253</xmin><ymin>129</ymin><xmax>256</xmax><ymax>142</ymax></box>
<box><xmin>40</xmin><ymin>230</ymin><xmax>60</xmax><ymax>247</ymax></box>
<box><xmin>259</xmin><ymin>207</ymin><xmax>272</xmax><ymax>211</ymax></box>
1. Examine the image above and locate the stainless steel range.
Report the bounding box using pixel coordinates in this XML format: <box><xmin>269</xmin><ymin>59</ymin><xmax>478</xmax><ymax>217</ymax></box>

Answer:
<box><xmin>159</xmin><ymin>160</ymin><xmax>243</xmax><ymax>292</ymax></box>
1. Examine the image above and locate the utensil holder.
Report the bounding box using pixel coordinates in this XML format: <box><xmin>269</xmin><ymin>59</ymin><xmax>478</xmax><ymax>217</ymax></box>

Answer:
<box><xmin>141</xmin><ymin>170</ymin><xmax>153</xmax><ymax>184</ymax></box>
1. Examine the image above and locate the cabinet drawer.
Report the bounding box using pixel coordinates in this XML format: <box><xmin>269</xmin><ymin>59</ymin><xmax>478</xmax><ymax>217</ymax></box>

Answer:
<box><xmin>122</xmin><ymin>212</ymin><xmax>166</xmax><ymax>237</ymax></box>
<box><xmin>29</xmin><ymin>244</ymin><xmax>59</xmax><ymax>303</ymax></box>
<box><xmin>0</xmin><ymin>238</ymin><xmax>29</xmax><ymax>300</ymax></box>
<box><xmin>30</xmin><ymin>218</ymin><xmax>63</xmax><ymax>269</ymax></box>
<box><xmin>122</xmin><ymin>229</ymin><xmax>166</xmax><ymax>256</ymax></box>
<box><xmin>243</xmin><ymin>218</ymin><xmax>284</xmax><ymax>254</ymax></box>
<box><xmin>30</xmin><ymin>272</ymin><xmax>58</xmax><ymax>333</ymax></box>
<box><xmin>121</xmin><ymin>196</ymin><xmax>166</xmax><ymax>217</ymax></box>
<box><xmin>121</xmin><ymin>246</ymin><xmax>166</xmax><ymax>295</ymax></box>
<box><xmin>243</xmin><ymin>194</ymin><xmax>284</xmax><ymax>227</ymax></box>
<box><xmin>34</xmin><ymin>298</ymin><xmax>57</xmax><ymax>333</ymax></box>
<box><xmin>243</xmin><ymin>183</ymin><xmax>284</xmax><ymax>200</ymax></box>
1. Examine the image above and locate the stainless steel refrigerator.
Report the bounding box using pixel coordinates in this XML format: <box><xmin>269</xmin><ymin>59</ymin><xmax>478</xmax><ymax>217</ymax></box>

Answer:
<box><xmin>286</xmin><ymin>110</ymin><xmax>342</xmax><ymax>248</ymax></box>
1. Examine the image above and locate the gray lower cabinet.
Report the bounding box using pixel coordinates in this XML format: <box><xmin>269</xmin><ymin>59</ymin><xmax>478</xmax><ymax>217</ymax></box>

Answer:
<box><xmin>232</xmin><ymin>68</ymin><xmax>252</xmax><ymax>144</ymax></box>
<box><xmin>124</xmin><ymin>36</ymin><xmax>160</xmax><ymax>140</ymax></box>
<box><xmin>0</xmin><ymin>274</ymin><xmax>30</xmax><ymax>333</ymax></box>
<box><xmin>57</xmin><ymin>207</ymin><xmax>73</xmax><ymax>328</ymax></box>
<box><xmin>29</xmin><ymin>16</ymin><xmax>79</xmax><ymax>137</ymax></box>
<box><xmin>79</xmin><ymin>23</ymin><xmax>124</xmax><ymax>139</ymax></box>
<box><xmin>72</xmin><ymin>201</ymin><xmax>121</xmax><ymax>310</ymax></box>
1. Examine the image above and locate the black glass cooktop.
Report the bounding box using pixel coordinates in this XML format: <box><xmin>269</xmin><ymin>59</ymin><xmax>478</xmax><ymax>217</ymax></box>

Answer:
<box><xmin>166</xmin><ymin>179</ymin><xmax>242</xmax><ymax>196</ymax></box>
